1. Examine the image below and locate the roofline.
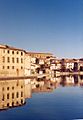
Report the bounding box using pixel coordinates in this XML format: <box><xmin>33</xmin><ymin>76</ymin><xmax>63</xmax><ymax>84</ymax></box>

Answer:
<box><xmin>0</xmin><ymin>44</ymin><xmax>26</xmax><ymax>52</ymax></box>
<box><xmin>0</xmin><ymin>44</ymin><xmax>53</xmax><ymax>55</ymax></box>
<box><xmin>26</xmin><ymin>52</ymin><xmax>53</xmax><ymax>55</ymax></box>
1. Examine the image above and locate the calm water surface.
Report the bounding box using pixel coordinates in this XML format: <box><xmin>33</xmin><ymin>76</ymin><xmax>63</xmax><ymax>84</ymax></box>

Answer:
<box><xmin>1</xmin><ymin>76</ymin><xmax>83</xmax><ymax>120</ymax></box>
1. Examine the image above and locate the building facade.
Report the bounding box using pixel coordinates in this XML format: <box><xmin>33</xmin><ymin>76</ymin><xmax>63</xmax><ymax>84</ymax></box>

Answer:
<box><xmin>0</xmin><ymin>44</ymin><xmax>54</xmax><ymax>77</ymax></box>
<box><xmin>0</xmin><ymin>44</ymin><xmax>31</xmax><ymax>77</ymax></box>
<box><xmin>26</xmin><ymin>52</ymin><xmax>53</xmax><ymax>58</ymax></box>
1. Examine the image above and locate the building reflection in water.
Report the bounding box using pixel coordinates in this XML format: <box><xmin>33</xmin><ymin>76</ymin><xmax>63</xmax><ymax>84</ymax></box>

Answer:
<box><xmin>59</xmin><ymin>75</ymin><xmax>83</xmax><ymax>86</ymax></box>
<box><xmin>1</xmin><ymin>75</ymin><xmax>83</xmax><ymax>110</ymax></box>
<box><xmin>32</xmin><ymin>78</ymin><xmax>55</xmax><ymax>93</ymax></box>
<box><xmin>0</xmin><ymin>79</ymin><xmax>31</xmax><ymax>110</ymax></box>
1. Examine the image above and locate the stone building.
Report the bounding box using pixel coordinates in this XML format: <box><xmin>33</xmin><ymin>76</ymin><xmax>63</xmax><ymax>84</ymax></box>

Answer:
<box><xmin>26</xmin><ymin>52</ymin><xmax>53</xmax><ymax>58</ymax></box>
<box><xmin>0</xmin><ymin>44</ymin><xmax>31</xmax><ymax>77</ymax></box>
<box><xmin>0</xmin><ymin>44</ymin><xmax>54</xmax><ymax>77</ymax></box>
<box><xmin>26</xmin><ymin>52</ymin><xmax>53</xmax><ymax>75</ymax></box>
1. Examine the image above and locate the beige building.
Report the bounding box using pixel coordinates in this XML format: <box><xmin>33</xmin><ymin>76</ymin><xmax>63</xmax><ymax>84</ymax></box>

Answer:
<box><xmin>27</xmin><ymin>52</ymin><xmax>53</xmax><ymax>58</ymax></box>
<box><xmin>24</xmin><ymin>53</ymin><xmax>31</xmax><ymax>76</ymax></box>
<box><xmin>0</xmin><ymin>79</ymin><xmax>31</xmax><ymax>110</ymax></box>
<box><xmin>0</xmin><ymin>44</ymin><xmax>31</xmax><ymax>77</ymax></box>
<box><xmin>0</xmin><ymin>44</ymin><xmax>54</xmax><ymax>77</ymax></box>
<box><xmin>26</xmin><ymin>52</ymin><xmax>53</xmax><ymax>76</ymax></box>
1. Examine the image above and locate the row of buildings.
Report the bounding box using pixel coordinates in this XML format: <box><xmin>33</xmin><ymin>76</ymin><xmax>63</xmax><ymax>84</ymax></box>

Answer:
<box><xmin>0</xmin><ymin>44</ymin><xmax>83</xmax><ymax>78</ymax></box>
<box><xmin>56</xmin><ymin>58</ymin><xmax>83</xmax><ymax>72</ymax></box>
<box><xmin>0</xmin><ymin>44</ymin><xmax>53</xmax><ymax>77</ymax></box>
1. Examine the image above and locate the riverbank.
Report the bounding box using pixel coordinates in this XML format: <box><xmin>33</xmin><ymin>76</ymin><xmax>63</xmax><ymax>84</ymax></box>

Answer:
<box><xmin>56</xmin><ymin>72</ymin><xmax>83</xmax><ymax>76</ymax></box>
<box><xmin>0</xmin><ymin>72</ymin><xmax>83</xmax><ymax>80</ymax></box>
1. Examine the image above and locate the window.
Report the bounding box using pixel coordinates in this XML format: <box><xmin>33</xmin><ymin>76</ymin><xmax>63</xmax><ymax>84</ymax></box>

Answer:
<box><xmin>7</xmin><ymin>50</ymin><xmax>10</xmax><ymax>54</ymax></box>
<box><xmin>21</xmin><ymin>66</ymin><xmax>23</xmax><ymax>69</ymax></box>
<box><xmin>12</xmin><ymin>93</ymin><xmax>14</xmax><ymax>99</ymax></box>
<box><xmin>12</xmin><ymin>86</ymin><xmax>14</xmax><ymax>90</ymax></box>
<box><xmin>2</xmin><ymin>94</ymin><xmax>4</xmax><ymax>101</ymax></box>
<box><xmin>21</xmin><ymin>99</ymin><xmax>23</xmax><ymax>104</ymax></box>
<box><xmin>21</xmin><ymin>52</ymin><xmax>23</xmax><ymax>56</ymax></box>
<box><xmin>17</xmin><ymin>82</ymin><xmax>19</xmax><ymax>86</ymax></box>
<box><xmin>17</xmin><ymin>58</ymin><xmax>19</xmax><ymax>63</ymax></box>
<box><xmin>12</xmin><ymin>57</ymin><xmax>14</xmax><ymax>63</ymax></box>
<box><xmin>2</xmin><ymin>87</ymin><xmax>4</xmax><ymax>91</ymax></box>
<box><xmin>21</xmin><ymin>58</ymin><xmax>23</xmax><ymax>63</ymax></box>
<box><xmin>16</xmin><ymin>92</ymin><xmax>19</xmax><ymax>98</ymax></box>
<box><xmin>21</xmin><ymin>85</ymin><xmax>23</xmax><ymax>88</ymax></box>
<box><xmin>7</xmin><ymin>66</ymin><xmax>9</xmax><ymax>69</ymax></box>
<box><xmin>7</xmin><ymin>57</ymin><xmax>10</xmax><ymax>62</ymax></box>
<box><xmin>21</xmin><ymin>92</ymin><xmax>23</xmax><ymax>97</ymax></box>
<box><xmin>16</xmin><ymin>101</ymin><xmax>19</xmax><ymax>105</ymax></box>
<box><xmin>2</xmin><ymin>56</ymin><xmax>5</xmax><ymax>62</ymax></box>
<box><xmin>7</xmin><ymin>93</ymin><xmax>9</xmax><ymax>99</ymax></box>
<box><xmin>12</xmin><ymin>51</ymin><xmax>14</xmax><ymax>54</ymax></box>
<box><xmin>2</xmin><ymin>66</ymin><xmax>5</xmax><ymax>69</ymax></box>
<box><xmin>12</xmin><ymin>66</ymin><xmax>14</xmax><ymax>69</ymax></box>
<box><xmin>17</xmin><ymin>51</ymin><xmax>19</xmax><ymax>54</ymax></box>
<box><xmin>12</xmin><ymin>102</ymin><xmax>14</xmax><ymax>106</ymax></box>
<box><xmin>3</xmin><ymin>49</ymin><xmax>5</xmax><ymax>53</ymax></box>
<box><xmin>7</xmin><ymin>87</ymin><xmax>9</xmax><ymax>90</ymax></box>
<box><xmin>7</xmin><ymin>103</ymin><xmax>9</xmax><ymax>107</ymax></box>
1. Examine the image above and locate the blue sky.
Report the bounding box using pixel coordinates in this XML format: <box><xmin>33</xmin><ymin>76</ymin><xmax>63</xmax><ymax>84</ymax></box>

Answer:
<box><xmin>0</xmin><ymin>0</ymin><xmax>83</xmax><ymax>58</ymax></box>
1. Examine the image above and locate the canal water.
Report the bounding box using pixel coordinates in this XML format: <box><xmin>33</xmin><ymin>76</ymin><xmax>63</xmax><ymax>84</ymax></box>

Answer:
<box><xmin>0</xmin><ymin>75</ymin><xmax>83</xmax><ymax>120</ymax></box>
